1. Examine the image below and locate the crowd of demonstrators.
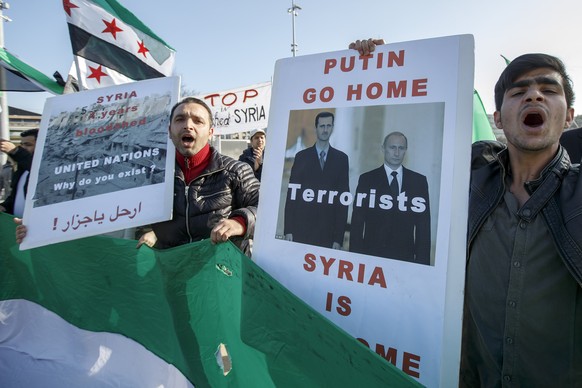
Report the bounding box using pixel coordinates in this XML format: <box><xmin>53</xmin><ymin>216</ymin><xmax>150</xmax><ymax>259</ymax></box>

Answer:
<box><xmin>11</xmin><ymin>36</ymin><xmax>582</xmax><ymax>386</ymax></box>
<box><xmin>284</xmin><ymin>111</ymin><xmax>349</xmax><ymax>250</ymax></box>
<box><xmin>350</xmin><ymin>132</ymin><xmax>431</xmax><ymax>264</ymax></box>
<box><xmin>135</xmin><ymin>97</ymin><xmax>260</xmax><ymax>254</ymax></box>
<box><xmin>238</xmin><ymin>128</ymin><xmax>266</xmax><ymax>181</ymax></box>
<box><xmin>351</xmin><ymin>40</ymin><xmax>582</xmax><ymax>386</ymax></box>
<box><xmin>0</xmin><ymin>128</ymin><xmax>38</xmax><ymax>217</ymax></box>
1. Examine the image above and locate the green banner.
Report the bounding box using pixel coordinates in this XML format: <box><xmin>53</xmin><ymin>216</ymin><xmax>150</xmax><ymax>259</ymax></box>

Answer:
<box><xmin>0</xmin><ymin>213</ymin><xmax>420</xmax><ymax>387</ymax></box>
<box><xmin>0</xmin><ymin>47</ymin><xmax>64</xmax><ymax>94</ymax></box>
<box><xmin>472</xmin><ymin>89</ymin><xmax>496</xmax><ymax>142</ymax></box>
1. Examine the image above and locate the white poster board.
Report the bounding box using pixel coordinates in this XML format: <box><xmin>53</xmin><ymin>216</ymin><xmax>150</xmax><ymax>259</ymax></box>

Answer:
<box><xmin>21</xmin><ymin>76</ymin><xmax>180</xmax><ymax>249</ymax></box>
<box><xmin>196</xmin><ymin>82</ymin><xmax>271</xmax><ymax>135</ymax></box>
<box><xmin>254</xmin><ymin>35</ymin><xmax>474</xmax><ymax>386</ymax></box>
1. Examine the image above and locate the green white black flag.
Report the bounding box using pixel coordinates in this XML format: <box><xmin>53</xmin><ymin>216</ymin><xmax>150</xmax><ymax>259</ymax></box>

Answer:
<box><xmin>0</xmin><ymin>47</ymin><xmax>63</xmax><ymax>94</ymax></box>
<box><xmin>63</xmin><ymin>0</ymin><xmax>176</xmax><ymax>89</ymax></box>
<box><xmin>0</xmin><ymin>213</ymin><xmax>419</xmax><ymax>387</ymax></box>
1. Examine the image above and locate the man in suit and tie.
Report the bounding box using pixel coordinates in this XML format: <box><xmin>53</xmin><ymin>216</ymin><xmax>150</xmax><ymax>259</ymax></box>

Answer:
<box><xmin>560</xmin><ymin>127</ymin><xmax>582</xmax><ymax>164</ymax></box>
<box><xmin>349</xmin><ymin>131</ymin><xmax>431</xmax><ymax>265</ymax></box>
<box><xmin>284</xmin><ymin>111</ymin><xmax>349</xmax><ymax>249</ymax></box>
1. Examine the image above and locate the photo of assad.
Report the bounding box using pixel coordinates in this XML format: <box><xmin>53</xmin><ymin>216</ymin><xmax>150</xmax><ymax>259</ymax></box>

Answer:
<box><xmin>284</xmin><ymin>111</ymin><xmax>349</xmax><ymax>249</ymax></box>
<box><xmin>278</xmin><ymin>103</ymin><xmax>443</xmax><ymax>266</ymax></box>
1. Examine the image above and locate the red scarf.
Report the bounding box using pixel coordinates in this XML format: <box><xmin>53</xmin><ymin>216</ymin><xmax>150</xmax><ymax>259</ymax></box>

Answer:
<box><xmin>176</xmin><ymin>143</ymin><xmax>211</xmax><ymax>184</ymax></box>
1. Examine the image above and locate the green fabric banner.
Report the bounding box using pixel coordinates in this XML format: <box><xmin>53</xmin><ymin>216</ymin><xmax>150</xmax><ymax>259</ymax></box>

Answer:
<box><xmin>0</xmin><ymin>213</ymin><xmax>420</xmax><ymax>387</ymax></box>
<box><xmin>472</xmin><ymin>89</ymin><xmax>496</xmax><ymax>142</ymax></box>
<box><xmin>0</xmin><ymin>47</ymin><xmax>64</xmax><ymax>94</ymax></box>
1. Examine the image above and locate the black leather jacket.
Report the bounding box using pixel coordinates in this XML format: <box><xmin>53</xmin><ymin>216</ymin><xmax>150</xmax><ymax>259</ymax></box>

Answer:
<box><xmin>153</xmin><ymin>147</ymin><xmax>260</xmax><ymax>251</ymax></box>
<box><xmin>0</xmin><ymin>147</ymin><xmax>33</xmax><ymax>215</ymax></box>
<box><xmin>468</xmin><ymin>141</ymin><xmax>582</xmax><ymax>285</ymax></box>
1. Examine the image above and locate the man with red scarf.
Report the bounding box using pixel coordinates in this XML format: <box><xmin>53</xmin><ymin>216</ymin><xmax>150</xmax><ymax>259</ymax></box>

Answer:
<box><xmin>136</xmin><ymin>97</ymin><xmax>259</xmax><ymax>253</ymax></box>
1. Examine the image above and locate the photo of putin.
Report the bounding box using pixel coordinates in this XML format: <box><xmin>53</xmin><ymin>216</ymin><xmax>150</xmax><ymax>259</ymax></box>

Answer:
<box><xmin>349</xmin><ymin>131</ymin><xmax>431</xmax><ymax>264</ymax></box>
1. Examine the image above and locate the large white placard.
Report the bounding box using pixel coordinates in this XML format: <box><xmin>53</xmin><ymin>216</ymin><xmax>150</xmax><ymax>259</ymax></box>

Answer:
<box><xmin>21</xmin><ymin>77</ymin><xmax>180</xmax><ymax>249</ymax></box>
<box><xmin>254</xmin><ymin>35</ymin><xmax>474</xmax><ymax>386</ymax></box>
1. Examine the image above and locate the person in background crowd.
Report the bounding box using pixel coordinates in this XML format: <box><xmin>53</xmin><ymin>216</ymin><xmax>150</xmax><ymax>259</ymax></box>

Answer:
<box><xmin>239</xmin><ymin>128</ymin><xmax>266</xmax><ymax>181</ymax></box>
<box><xmin>0</xmin><ymin>157</ymin><xmax>13</xmax><ymax>201</ymax></box>
<box><xmin>0</xmin><ymin>129</ymin><xmax>38</xmax><ymax>217</ymax></box>
<box><xmin>560</xmin><ymin>126</ymin><xmax>582</xmax><ymax>163</ymax></box>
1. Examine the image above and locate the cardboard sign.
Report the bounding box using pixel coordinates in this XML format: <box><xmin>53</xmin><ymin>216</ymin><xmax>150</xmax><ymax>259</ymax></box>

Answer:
<box><xmin>254</xmin><ymin>35</ymin><xmax>474</xmax><ymax>386</ymax></box>
<box><xmin>196</xmin><ymin>82</ymin><xmax>270</xmax><ymax>135</ymax></box>
<box><xmin>21</xmin><ymin>76</ymin><xmax>180</xmax><ymax>249</ymax></box>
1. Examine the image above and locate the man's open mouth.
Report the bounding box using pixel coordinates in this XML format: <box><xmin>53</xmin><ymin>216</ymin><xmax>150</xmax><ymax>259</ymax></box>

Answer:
<box><xmin>182</xmin><ymin>134</ymin><xmax>194</xmax><ymax>145</ymax></box>
<box><xmin>523</xmin><ymin>113</ymin><xmax>544</xmax><ymax>127</ymax></box>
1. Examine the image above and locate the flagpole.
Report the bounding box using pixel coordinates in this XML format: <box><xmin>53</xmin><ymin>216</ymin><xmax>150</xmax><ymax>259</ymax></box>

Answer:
<box><xmin>0</xmin><ymin>1</ymin><xmax>10</xmax><ymax>165</ymax></box>
<box><xmin>73</xmin><ymin>57</ymin><xmax>86</xmax><ymax>91</ymax></box>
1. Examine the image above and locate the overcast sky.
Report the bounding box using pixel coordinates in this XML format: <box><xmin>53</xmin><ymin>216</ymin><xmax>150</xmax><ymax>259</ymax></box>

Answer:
<box><xmin>3</xmin><ymin>0</ymin><xmax>582</xmax><ymax>117</ymax></box>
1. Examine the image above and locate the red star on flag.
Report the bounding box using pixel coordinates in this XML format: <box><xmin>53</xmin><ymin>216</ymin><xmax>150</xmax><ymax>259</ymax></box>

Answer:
<box><xmin>137</xmin><ymin>40</ymin><xmax>149</xmax><ymax>58</ymax></box>
<box><xmin>62</xmin><ymin>0</ymin><xmax>79</xmax><ymax>17</ymax></box>
<box><xmin>102</xmin><ymin>18</ymin><xmax>123</xmax><ymax>39</ymax></box>
<box><xmin>87</xmin><ymin>65</ymin><xmax>108</xmax><ymax>84</ymax></box>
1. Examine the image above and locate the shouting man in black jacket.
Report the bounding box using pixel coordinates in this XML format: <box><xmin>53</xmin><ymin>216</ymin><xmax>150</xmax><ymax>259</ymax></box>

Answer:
<box><xmin>135</xmin><ymin>97</ymin><xmax>260</xmax><ymax>253</ymax></box>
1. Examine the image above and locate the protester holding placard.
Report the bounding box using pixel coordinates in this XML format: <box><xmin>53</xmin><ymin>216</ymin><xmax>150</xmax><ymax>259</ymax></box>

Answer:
<box><xmin>350</xmin><ymin>40</ymin><xmax>582</xmax><ymax>386</ymax></box>
<box><xmin>136</xmin><ymin>97</ymin><xmax>259</xmax><ymax>253</ymax></box>
<box><xmin>463</xmin><ymin>54</ymin><xmax>582</xmax><ymax>387</ymax></box>
<box><xmin>15</xmin><ymin>98</ymin><xmax>259</xmax><ymax>254</ymax></box>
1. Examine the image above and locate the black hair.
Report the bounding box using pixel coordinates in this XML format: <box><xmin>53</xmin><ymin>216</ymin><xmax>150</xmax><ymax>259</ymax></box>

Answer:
<box><xmin>315</xmin><ymin>111</ymin><xmax>334</xmax><ymax>127</ymax></box>
<box><xmin>494</xmin><ymin>53</ymin><xmax>575</xmax><ymax>111</ymax></box>
<box><xmin>169</xmin><ymin>97</ymin><xmax>214</xmax><ymax>126</ymax></box>
<box><xmin>20</xmin><ymin>128</ymin><xmax>39</xmax><ymax>139</ymax></box>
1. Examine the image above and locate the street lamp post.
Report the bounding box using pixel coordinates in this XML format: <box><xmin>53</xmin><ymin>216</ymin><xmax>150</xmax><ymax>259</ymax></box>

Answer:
<box><xmin>0</xmin><ymin>1</ymin><xmax>10</xmax><ymax>165</ymax></box>
<box><xmin>287</xmin><ymin>1</ymin><xmax>301</xmax><ymax>57</ymax></box>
